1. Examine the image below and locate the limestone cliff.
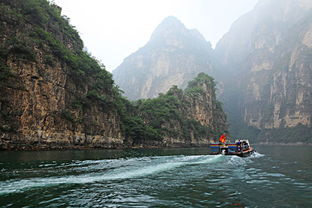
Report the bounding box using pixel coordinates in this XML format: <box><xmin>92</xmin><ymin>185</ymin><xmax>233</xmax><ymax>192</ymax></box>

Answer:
<box><xmin>113</xmin><ymin>16</ymin><xmax>214</xmax><ymax>100</ymax></box>
<box><xmin>0</xmin><ymin>0</ymin><xmax>123</xmax><ymax>149</ymax></box>
<box><xmin>214</xmin><ymin>0</ymin><xmax>312</xmax><ymax>142</ymax></box>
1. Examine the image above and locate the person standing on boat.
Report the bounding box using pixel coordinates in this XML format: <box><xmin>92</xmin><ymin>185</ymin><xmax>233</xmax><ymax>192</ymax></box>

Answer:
<box><xmin>219</xmin><ymin>133</ymin><xmax>227</xmax><ymax>144</ymax></box>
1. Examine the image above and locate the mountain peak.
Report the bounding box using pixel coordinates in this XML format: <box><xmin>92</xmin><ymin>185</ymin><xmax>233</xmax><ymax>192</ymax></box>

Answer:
<box><xmin>148</xmin><ymin>16</ymin><xmax>210</xmax><ymax>49</ymax></box>
<box><xmin>150</xmin><ymin>16</ymin><xmax>187</xmax><ymax>41</ymax></box>
<box><xmin>113</xmin><ymin>16</ymin><xmax>213</xmax><ymax>100</ymax></box>
<box><xmin>158</xmin><ymin>16</ymin><xmax>184</xmax><ymax>28</ymax></box>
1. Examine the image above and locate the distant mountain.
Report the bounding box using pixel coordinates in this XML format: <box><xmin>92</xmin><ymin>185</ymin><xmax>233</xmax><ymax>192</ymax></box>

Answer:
<box><xmin>214</xmin><ymin>0</ymin><xmax>312</xmax><ymax>143</ymax></box>
<box><xmin>113</xmin><ymin>16</ymin><xmax>214</xmax><ymax>100</ymax></box>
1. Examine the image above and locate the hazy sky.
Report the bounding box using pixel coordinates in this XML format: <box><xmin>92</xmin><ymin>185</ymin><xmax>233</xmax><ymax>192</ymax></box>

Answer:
<box><xmin>53</xmin><ymin>0</ymin><xmax>258</xmax><ymax>72</ymax></box>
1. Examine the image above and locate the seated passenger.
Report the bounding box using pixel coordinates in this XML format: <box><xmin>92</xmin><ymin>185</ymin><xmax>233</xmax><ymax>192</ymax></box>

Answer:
<box><xmin>236</xmin><ymin>140</ymin><xmax>242</xmax><ymax>152</ymax></box>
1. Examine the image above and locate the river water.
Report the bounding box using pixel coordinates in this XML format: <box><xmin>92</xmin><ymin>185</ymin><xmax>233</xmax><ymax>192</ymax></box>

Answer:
<box><xmin>0</xmin><ymin>145</ymin><xmax>311</xmax><ymax>207</ymax></box>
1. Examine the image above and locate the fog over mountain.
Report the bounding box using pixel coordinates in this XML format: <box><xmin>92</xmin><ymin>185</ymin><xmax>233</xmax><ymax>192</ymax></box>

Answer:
<box><xmin>215</xmin><ymin>0</ymin><xmax>312</xmax><ymax>142</ymax></box>
<box><xmin>53</xmin><ymin>0</ymin><xmax>258</xmax><ymax>71</ymax></box>
<box><xmin>113</xmin><ymin>0</ymin><xmax>312</xmax><ymax>143</ymax></box>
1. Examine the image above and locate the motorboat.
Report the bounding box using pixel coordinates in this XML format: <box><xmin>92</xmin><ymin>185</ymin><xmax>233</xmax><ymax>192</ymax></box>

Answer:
<box><xmin>210</xmin><ymin>139</ymin><xmax>255</xmax><ymax>157</ymax></box>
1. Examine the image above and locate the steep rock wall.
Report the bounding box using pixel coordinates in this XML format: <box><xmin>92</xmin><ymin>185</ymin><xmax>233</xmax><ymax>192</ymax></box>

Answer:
<box><xmin>0</xmin><ymin>0</ymin><xmax>123</xmax><ymax>149</ymax></box>
<box><xmin>214</xmin><ymin>0</ymin><xmax>312</xmax><ymax>142</ymax></box>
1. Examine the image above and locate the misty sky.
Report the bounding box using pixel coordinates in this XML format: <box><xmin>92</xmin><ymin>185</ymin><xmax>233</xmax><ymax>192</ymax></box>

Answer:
<box><xmin>53</xmin><ymin>0</ymin><xmax>258</xmax><ymax>72</ymax></box>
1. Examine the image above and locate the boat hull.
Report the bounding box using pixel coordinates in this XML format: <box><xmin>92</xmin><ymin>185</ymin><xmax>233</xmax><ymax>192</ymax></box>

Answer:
<box><xmin>227</xmin><ymin>148</ymin><xmax>255</xmax><ymax>157</ymax></box>
<box><xmin>210</xmin><ymin>143</ymin><xmax>255</xmax><ymax>157</ymax></box>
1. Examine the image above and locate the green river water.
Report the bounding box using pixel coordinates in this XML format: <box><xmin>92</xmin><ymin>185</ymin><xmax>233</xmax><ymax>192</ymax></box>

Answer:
<box><xmin>0</xmin><ymin>145</ymin><xmax>311</xmax><ymax>207</ymax></box>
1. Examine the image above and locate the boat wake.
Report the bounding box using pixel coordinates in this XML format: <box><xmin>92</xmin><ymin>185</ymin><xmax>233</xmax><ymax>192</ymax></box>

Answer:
<box><xmin>249</xmin><ymin>151</ymin><xmax>265</xmax><ymax>158</ymax></box>
<box><xmin>0</xmin><ymin>154</ymin><xmax>223</xmax><ymax>195</ymax></box>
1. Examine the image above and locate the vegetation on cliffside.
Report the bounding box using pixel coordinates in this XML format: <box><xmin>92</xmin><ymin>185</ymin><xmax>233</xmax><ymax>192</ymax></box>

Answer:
<box><xmin>121</xmin><ymin>73</ymin><xmax>227</xmax><ymax>146</ymax></box>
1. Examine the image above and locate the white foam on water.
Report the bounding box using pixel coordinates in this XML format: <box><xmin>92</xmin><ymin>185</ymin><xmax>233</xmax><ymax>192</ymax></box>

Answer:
<box><xmin>186</xmin><ymin>155</ymin><xmax>223</xmax><ymax>164</ymax></box>
<box><xmin>249</xmin><ymin>151</ymin><xmax>264</xmax><ymax>158</ymax></box>
<box><xmin>226</xmin><ymin>155</ymin><xmax>247</xmax><ymax>166</ymax></box>
<box><xmin>0</xmin><ymin>155</ymin><xmax>221</xmax><ymax>195</ymax></box>
<box><xmin>223</xmin><ymin>151</ymin><xmax>265</xmax><ymax>167</ymax></box>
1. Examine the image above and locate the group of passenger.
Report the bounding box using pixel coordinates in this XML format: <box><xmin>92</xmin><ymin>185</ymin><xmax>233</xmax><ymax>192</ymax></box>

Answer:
<box><xmin>235</xmin><ymin>140</ymin><xmax>250</xmax><ymax>152</ymax></box>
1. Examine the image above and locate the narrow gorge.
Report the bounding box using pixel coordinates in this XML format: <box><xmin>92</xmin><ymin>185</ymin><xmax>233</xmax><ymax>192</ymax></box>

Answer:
<box><xmin>114</xmin><ymin>0</ymin><xmax>312</xmax><ymax>143</ymax></box>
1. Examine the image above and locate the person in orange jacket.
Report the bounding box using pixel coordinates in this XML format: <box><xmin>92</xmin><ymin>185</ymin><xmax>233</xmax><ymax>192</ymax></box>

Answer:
<box><xmin>219</xmin><ymin>133</ymin><xmax>227</xmax><ymax>143</ymax></box>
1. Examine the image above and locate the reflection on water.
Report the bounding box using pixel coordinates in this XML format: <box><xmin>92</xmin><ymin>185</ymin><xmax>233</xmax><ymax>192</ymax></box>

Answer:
<box><xmin>0</xmin><ymin>145</ymin><xmax>311</xmax><ymax>207</ymax></box>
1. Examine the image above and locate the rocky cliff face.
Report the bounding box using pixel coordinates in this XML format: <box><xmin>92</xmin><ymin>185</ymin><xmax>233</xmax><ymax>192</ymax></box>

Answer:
<box><xmin>0</xmin><ymin>0</ymin><xmax>123</xmax><ymax>149</ymax></box>
<box><xmin>215</xmin><ymin>0</ymin><xmax>312</xmax><ymax>142</ymax></box>
<box><xmin>113</xmin><ymin>16</ymin><xmax>214</xmax><ymax>100</ymax></box>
